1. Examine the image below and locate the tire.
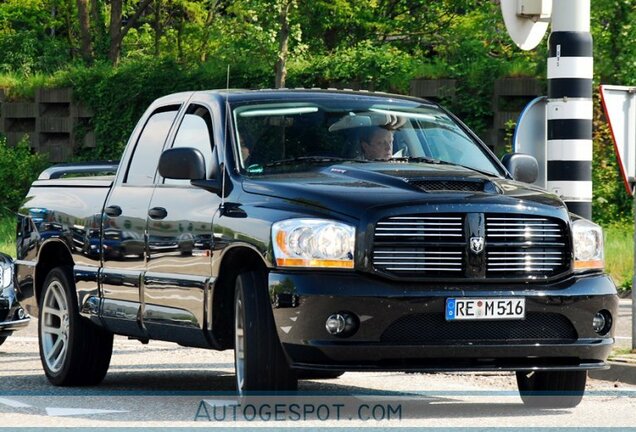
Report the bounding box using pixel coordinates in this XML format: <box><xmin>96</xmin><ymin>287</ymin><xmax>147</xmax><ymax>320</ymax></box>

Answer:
<box><xmin>296</xmin><ymin>369</ymin><xmax>344</xmax><ymax>380</ymax></box>
<box><xmin>234</xmin><ymin>270</ymin><xmax>297</xmax><ymax>393</ymax></box>
<box><xmin>0</xmin><ymin>336</ymin><xmax>6</xmax><ymax>347</ymax></box>
<box><xmin>38</xmin><ymin>266</ymin><xmax>114</xmax><ymax>386</ymax></box>
<box><xmin>516</xmin><ymin>370</ymin><xmax>587</xmax><ymax>408</ymax></box>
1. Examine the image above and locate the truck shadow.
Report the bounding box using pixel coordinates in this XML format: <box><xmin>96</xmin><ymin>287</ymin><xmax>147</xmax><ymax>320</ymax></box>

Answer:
<box><xmin>88</xmin><ymin>369</ymin><xmax>575</xmax><ymax>419</ymax></box>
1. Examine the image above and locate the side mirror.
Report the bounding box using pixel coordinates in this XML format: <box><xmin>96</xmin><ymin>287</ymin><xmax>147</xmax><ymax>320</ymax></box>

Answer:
<box><xmin>158</xmin><ymin>147</ymin><xmax>206</xmax><ymax>180</ymax></box>
<box><xmin>501</xmin><ymin>153</ymin><xmax>538</xmax><ymax>184</ymax></box>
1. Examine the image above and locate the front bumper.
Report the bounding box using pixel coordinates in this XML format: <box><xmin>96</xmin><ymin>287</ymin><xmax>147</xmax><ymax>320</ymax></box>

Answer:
<box><xmin>0</xmin><ymin>255</ymin><xmax>31</xmax><ymax>337</ymax></box>
<box><xmin>0</xmin><ymin>316</ymin><xmax>30</xmax><ymax>335</ymax></box>
<box><xmin>269</xmin><ymin>271</ymin><xmax>618</xmax><ymax>372</ymax></box>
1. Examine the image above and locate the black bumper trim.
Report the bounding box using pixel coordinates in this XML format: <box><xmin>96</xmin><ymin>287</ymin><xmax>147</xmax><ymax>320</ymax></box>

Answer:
<box><xmin>291</xmin><ymin>361</ymin><xmax>608</xmax><ymax>373</ymax></box>
<box><xmin>0</xmin><ymin>316</ymin><xmax>31</xmax><ymax>333</ymax></box>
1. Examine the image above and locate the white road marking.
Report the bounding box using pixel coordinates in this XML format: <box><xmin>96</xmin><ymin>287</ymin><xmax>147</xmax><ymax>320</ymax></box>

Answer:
<box><xmin>204</xmin><ymin>399</ymin><xmax>239</xmax><ymax>407</ymax></box>
<box><xmin>0</xmin><ymin>398</ymin><xmax>31</xmax><ymax>408</ymax></box>
<box><xmin>289</xmin><ymin>317</ymin><xmax>297</xmax><ymax>322</ymax></box>
<box><xmin>6</xmin><ymin>336</ymin><xmax>39</xmax><ymax>343</ymax></box>
<box><xmin>280</xmin><ymin>326</ymin><xmax>292</xmax><ymax>334</ymax></box>
<box><xmin>46</xmin><ymin>408</ymin><xmax>129</xmax><ymax>417</ymax></box>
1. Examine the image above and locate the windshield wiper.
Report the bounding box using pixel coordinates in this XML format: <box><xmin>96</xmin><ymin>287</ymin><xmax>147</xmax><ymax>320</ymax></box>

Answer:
<box><xmin>391</xmin><ymin>156</ymin><xmax>499</xmax><ymax>177</ymax></box>
<box><xmin>263</xmin><ymin>156</ymin><xmax>368</xmax><ymax>168</ymax></box>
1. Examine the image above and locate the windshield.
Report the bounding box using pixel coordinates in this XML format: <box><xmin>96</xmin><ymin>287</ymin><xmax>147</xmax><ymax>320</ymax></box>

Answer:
<box><xmin>231</xmin><ymin>97</ymin><xmax>502</xmax><ymax>176</ymax></box>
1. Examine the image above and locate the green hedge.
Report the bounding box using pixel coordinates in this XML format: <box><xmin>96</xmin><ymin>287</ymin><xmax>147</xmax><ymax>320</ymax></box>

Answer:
<box><xmin>0</xmin><ymin>136</ymin><xmax>48</xmax><ymax>213</ymax></box>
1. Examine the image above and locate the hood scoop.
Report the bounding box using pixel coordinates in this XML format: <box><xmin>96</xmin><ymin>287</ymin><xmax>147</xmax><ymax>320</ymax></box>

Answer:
<box><xmin>407</xmin><ymin>177</ymin><xmax>499</xmax><ymax>194</ymax></box>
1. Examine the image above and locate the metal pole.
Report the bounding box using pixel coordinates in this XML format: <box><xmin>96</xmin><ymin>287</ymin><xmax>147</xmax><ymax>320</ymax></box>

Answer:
<box><xmin>633</xmin><ymin>185</ymin><xmax>636</xmax><ymax>350</ymax></box>
<box><xmin>547</xmin><ymin>0</ymin><xmax>593</xmax><ymax>219</ymax></box>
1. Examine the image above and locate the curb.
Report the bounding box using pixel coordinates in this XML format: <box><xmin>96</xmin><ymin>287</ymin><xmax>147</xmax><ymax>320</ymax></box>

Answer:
<box><xmin>589</xmin><ymin>361</ymin><xmax>636</xmax><ymax>385</ymax></box>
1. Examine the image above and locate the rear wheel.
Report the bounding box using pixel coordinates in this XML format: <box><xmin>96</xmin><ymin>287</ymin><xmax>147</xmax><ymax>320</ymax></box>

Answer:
<box><xmin>234</xmin><ymin>270</ymin><xmax>297</xmax><ymax>393</ymax></box>
<box><xmin>516</xmin><ymin>370</ymin><xmax>587</xmax><ymax>408</ymax></box>
<box><xmin>39</xmin><ymin>266</ymin><xmax>113</xmax><ymax>386</ymax></box>
<box><xmin>0</xmin><ymin>336</ymin><xmax>6</xmax><ymax>347</ymax></box>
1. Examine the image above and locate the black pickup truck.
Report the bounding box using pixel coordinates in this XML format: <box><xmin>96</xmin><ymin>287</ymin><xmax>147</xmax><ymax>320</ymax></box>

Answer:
<box><xmin>16</xmin><ymin>89</ymin><xmax>617</xmax><ymax>407</ymax></box>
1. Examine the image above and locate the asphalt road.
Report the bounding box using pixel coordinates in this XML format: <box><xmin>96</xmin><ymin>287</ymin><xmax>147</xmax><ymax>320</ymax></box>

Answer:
<box><xmin>616</xmin><ymin>298</ymin><xmax>633</xmax><ymax>349</ymax></box>
<box><xmin>0</xmin><ymin>319</ymin><xmax>635</xmax><ymax>428</ymax></box>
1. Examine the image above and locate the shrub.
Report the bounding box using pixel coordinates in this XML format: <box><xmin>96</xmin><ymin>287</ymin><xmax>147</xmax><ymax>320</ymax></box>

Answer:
<box><xmin>0</xmin><ymin>135</ymin><xmax>48</xmax><ymax>213</ymax></box>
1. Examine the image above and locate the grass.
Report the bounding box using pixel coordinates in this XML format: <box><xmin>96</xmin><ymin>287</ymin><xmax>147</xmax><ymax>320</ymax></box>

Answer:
<box><xmin>611</xmin><ymin>347</ymin><xmax>636</xmax><ymax>358</ymax></box>
<box><xmin>604</xmin><ymin>223</ymin><xmax>634</xmax><ymax>295</ymax></box>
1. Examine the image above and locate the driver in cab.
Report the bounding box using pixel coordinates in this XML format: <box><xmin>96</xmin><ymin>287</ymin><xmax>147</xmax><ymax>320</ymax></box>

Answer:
<box><xmin>360</xmin><ymin>126</ymin><xmax>394</xmax><ymax>161</ymax></box>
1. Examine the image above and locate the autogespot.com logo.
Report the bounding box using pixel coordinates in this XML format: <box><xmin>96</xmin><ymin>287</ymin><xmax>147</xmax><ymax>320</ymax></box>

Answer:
<box><xmin>194</xmin><ymin>396</ymin><xmax>403</xmax><ymax>422</ymax></box>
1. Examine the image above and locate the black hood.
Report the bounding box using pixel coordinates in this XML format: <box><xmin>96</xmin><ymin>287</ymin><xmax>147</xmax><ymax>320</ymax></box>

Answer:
<box><xmin>241</xmin><ymin>162</ymin><xmax>568</xmax><ymax>218</ymax></box>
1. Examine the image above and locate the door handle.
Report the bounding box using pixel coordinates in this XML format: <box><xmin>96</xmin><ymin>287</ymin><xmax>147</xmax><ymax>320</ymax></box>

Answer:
<box><xmin>104</xmin><ymin>205</ymin><xmax>122</xmax><ymax>217</ymax></box>
<box><xmin>148</xmin><ymin>207</ymin><xmax>168</xmax><ymax>220</ymax></box>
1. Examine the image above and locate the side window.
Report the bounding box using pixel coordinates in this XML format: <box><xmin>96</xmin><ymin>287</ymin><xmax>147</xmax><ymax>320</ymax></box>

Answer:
<box><xmin>126</xmin><ymin>108</ymin><xmax>179</xmax><ymax>185</ymax></box>
<box><xmin>164</xmin><ymin>106</ymin><xmax>213</xmax><ymax>185</ymax></box>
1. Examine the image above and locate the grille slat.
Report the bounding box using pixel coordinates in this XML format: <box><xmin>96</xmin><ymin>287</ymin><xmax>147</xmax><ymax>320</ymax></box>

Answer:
<box><xmin>377</xmin><ymin>228</ymin><xmax>462</xmax><ymax>232</ymax></box>
<box><xmin>378</xmin><ymin>222</ymin><xmax>462</xmax><ymax>226</ymax></box>
<box><xmin>375</xmin><ymin>257</ymin><xmax>463</xmax><ymax>262</ymax></box>
<box><xmin>386</xmin><ymin>267</ymin><xmax>462</xmax><ymax>271</ymax></box>
<box><xmin>487</xmin><ymin>228</ymin><xmax>561</xmax><ymax>232</ymax></box>
<box><xmin>488</xmin><ymin>223</ymin><xmax>559</xmax><ymax>227</ymax></box>
<box><xmin>375</xmin><ymin>233</ymin><xmax>463</xmax><ymax>237</ymax></box>
<box><xmin>388</xmin><ymin>217</ymin><xmax>461</xmax><ymax>220</ymax></box>
<box><xmin>487</xmin><ymin>234</ymin><xmax>562</xmax><ymax>238</ymax></box>
<box><xmin>375</xmin><ymin>251</ymin><xmax>461</xmax><ymax>255</ymax></box>
<box><xmin>489</xmin><ymin>251</ymin><xmax>562</xmax><ymax>255</ymax></box>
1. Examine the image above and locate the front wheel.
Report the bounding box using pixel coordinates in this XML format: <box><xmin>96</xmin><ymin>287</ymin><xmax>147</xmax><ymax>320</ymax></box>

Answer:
<box><xmin>234</xmin><ymin>270</ymin><xmax>297</xmax><ymax>394</ymax></box>
<box><xmin>38</xmin><ymin>266</ymin><xmax>113</xmax><ymax>386</ymax></box>
<box><xmin>0</xmin><ymin>336</ymin><xmax>6</xmax><ymax>347</ymax></box>
<box><xmin>516</xmin><ymin>370</ymin><xmax>587</xmax><ymax>408</ymax></box>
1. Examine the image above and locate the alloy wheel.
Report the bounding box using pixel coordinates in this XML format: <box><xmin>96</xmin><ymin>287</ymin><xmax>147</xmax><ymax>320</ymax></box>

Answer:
<box><xmin>40</xmin><ymin>280</ymin><xmax>70</xmax><ymax>373</ymax></box>
<box><xmin>234</xmin><ymin>293</ymin><xmax>245</xmax><ymax>392</ymax></box>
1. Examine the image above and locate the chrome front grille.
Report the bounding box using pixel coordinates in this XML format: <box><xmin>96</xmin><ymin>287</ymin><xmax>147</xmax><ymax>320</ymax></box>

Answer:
<box><xmin>485</xmin><ymin>215</ymin><xmax>569</xmax><ymax>277</ymax></box>
<box><xmin>375</xmin><ymin>216</ymin><xmax>463</xmax><ymax>238</ymax></box>
<box><xmin>487</xmin><ymin>251</ymin><xmax>564</xmax><ymax>272</ymax></box>
<box><xmin>373</xmin><ymin>215</ymin><xmax>465</xmax><ymax>276</ymax></box>
<box><xmin>372</xmin><ymin>213</ymin><xmax>570</xmax><ymax>280</ymax></box>
<box><xmin>373</xmin><ymin>250</ymin><xmax>463</xmax><ymax>272</ymax></box>
<box><xmin>486</xmin><ymin>217</ymin><xmax>562</xmax><ymax>239</ymax></box>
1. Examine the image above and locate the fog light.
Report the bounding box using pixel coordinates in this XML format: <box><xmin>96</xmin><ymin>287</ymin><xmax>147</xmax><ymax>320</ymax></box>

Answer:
<box><xmin>326</xmin><ymin>314</ymin><xmax>346</xmax><ymax>335</ymax></box>
<box><xmin>325</xmin><ymin>312</ymin><xmax>359</xmax><ymax>337</ymax></box>
<box><xmin>592</xmin><ymin>310</ymin><xmax>611</xmax><ymax>335</ymax></box>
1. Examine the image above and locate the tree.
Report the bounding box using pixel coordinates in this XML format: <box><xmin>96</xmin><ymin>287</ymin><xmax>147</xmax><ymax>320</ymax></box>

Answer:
<box><xmin>108</xmin><ymin>0</ymin><xmax>153</xmax><ymax>65</ymax></box>
<box><xmin>198</xmin><ymin>0</ymin><xmax>221</xmax><ymax>62</ymax></box>
<box><xmin>77</xmin><ymin>0</ymin><xmax>92</xmax><ymax>63</ymax></box>
<box><xmin>274</xmin><ymin>0</ymin><xmax>296</xmax><ymax>88</ymax></box>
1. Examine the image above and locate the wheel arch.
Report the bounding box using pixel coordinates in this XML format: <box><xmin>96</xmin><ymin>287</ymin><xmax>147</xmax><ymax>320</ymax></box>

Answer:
<box><xmin>35</xmin><ymin>240</ymin><xmax>74</xmax><ymax>311</ymax></box>
<box><xmin>211</xmin><ymin>244</ymin><xmax>269</xmax><ymax>349</ymax></box>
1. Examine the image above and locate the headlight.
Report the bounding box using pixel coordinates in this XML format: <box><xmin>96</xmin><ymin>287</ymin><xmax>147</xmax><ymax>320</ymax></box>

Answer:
<box><xmin>0</xmin><ymin>264</ymin><xmax>12</xmax><ymax>289</ymax></box>
<box><xmin>272</xmin><ymin>219</ymin><xmax>355</xmax><ymax>268</ymax></box>
<box><xmin>572</xmin><ymin>219</ymin><xmax>604</xmax><ymax>270</ymax></box>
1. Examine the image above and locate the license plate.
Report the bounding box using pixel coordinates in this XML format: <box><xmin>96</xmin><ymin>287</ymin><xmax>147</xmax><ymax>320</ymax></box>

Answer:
<box><xmin>445</xmin><ymin>298</ymin><xmax>525</xmax><ymax>321</ymax></box>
